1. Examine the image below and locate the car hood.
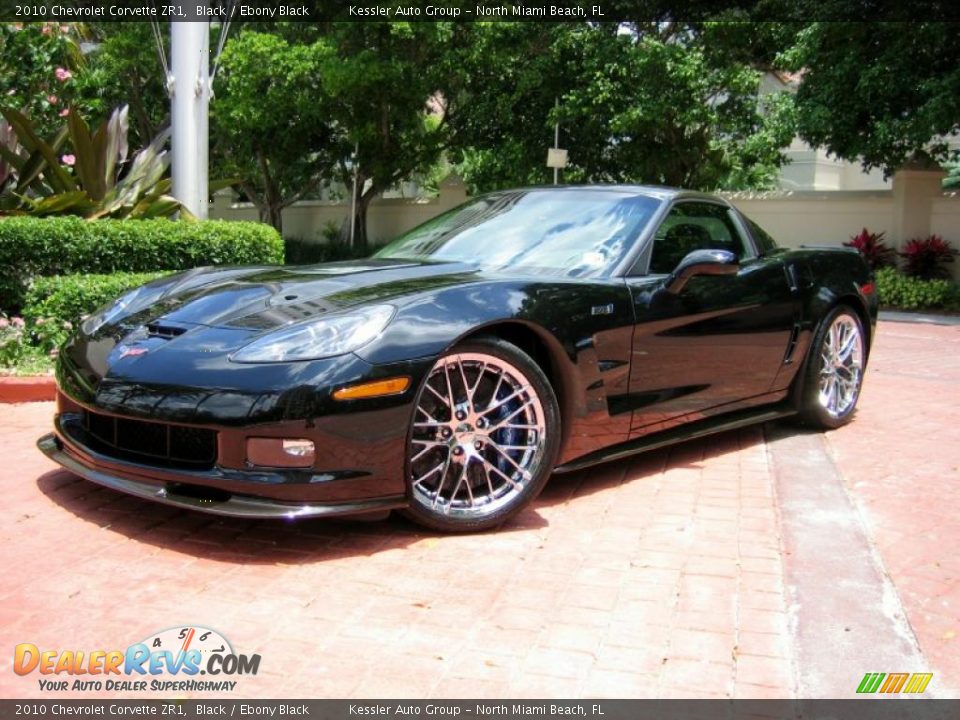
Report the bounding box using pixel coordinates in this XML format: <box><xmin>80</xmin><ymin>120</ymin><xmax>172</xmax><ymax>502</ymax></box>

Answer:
<box><xmin>114</xmin><ymin>258</ymin><xmax>482</xmax><ymax>333</ymax></box>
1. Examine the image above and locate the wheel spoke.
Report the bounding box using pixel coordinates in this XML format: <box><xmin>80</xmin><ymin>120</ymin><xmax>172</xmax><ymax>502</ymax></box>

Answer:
<box><xmin>443</xmin><ymin>361</ymin><xmax>457</xmax><ymax>408</ymax></box>
<box><xmin>449</xmin><ymin>460</ymin><xmax>470</xmax><ymax>508</ymax></box>
<box><xmin>488</xmin><ymin>443</ymin><xmax>532</xmax><ymax>481</ymax></box>
<box><xmin>424</xmin><ymin>381</ymin><xmax>450</xmax><ymax>408</ymax></box>
<box><xmin>480</xmin><ymin>385</ymin><xmax>530</xmax><ymax>416</ymax></box>
<box><xmin>488</xmin><ymin>398</ymin><xmax>536</xmax><ymax>429</ymax></box>
<box><xmin>481</xmin><ymin>457</ymin><xmax>520</xmax><ymax>490</ymax></box>
<box><xmin>432</xmin><ymin>455</ymin><xmax>453</xmax><ymax>509</ymax></box>
<box><xmin>413</xmin><ymin>457</ymin><xmax>447</xmax><ymax>488</ymax></box>
<box><xmin>838</xmin><ymin>328</ymin><xmax>858</xmax><ymax>361</ymax></box>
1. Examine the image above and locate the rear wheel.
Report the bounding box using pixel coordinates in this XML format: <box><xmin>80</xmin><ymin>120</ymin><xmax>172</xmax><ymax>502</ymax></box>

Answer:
<box><xmin>402</xmin><ymin>337</ymin><xmax>560</xmax><ymax>532</ymax></box>
<box><xmin>800</xmin><ymin>305</ymin><xmax>866</xmax><ymax>429</ymax></box>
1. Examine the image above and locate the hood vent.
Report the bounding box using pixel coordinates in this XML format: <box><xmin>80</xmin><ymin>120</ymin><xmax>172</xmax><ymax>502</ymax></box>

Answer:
<box><xmin>147</xmin><ymin>322</ymin><xmax>189</xmax><ymax>339</ymax></box>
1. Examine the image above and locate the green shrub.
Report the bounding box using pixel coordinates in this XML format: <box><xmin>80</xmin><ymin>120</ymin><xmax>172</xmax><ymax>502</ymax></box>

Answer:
<box><xmin>0</xmin><ymin>313</ymin><xmax>27</xmax><ymax>367</ymax></box>
<box><xmin>23</xmin><ymin>271</ymin><xmax>170</xmax><ymax>352</ymax></box>
<box><xmin>875</xmin><ymin>266</ymin><xmax>960</xmax><ymax>310</ymax></box>
<box><xmin>0</xmin><ymin>217</ymin><xmax>283</xmax><ymax>311</ymax></box>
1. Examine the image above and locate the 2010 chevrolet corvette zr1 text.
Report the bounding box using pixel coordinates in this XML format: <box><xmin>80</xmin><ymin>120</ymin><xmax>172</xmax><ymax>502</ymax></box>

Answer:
<box><xmin>39</xmin><ymin>186</ymin><xmax>877</xmax><ymax>532</ymax></box>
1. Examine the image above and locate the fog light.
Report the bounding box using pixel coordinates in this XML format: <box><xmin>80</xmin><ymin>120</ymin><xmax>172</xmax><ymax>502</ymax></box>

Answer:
<box><xmin>246</xmin><ymin>438</ymin><xmax>315</xmax><ymax>468</ymax></box>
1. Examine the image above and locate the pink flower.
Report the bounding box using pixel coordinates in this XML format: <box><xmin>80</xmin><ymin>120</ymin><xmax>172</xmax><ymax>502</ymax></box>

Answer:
<box><xmin>59</xmin><ymin>108</ymin><xmax>69</xmax><ymax>117</ymax></box>
<box><xmin>0</xmin><ymin>318</ymin><xmax>9</xmax><ymax>329</ymax></box>
<box><xmin>61</xmin><ymin>154</ymin><xmax>75</xmax><ymax>166</ymax></box>
<box><xmin>12</xmin><ymin>23</ymin><xmax>22</xmax><ymax>31</ymax></box>
<box><xmin>41</xmin><ymin>25</ymin><xmax>51</xmax><ymax>35</ymax></box>
<box><xmin>55</xmin><ymin>67</ymin><xmax>72</xmax><ymax>82</ymax></box>
<box><xmin>11</xmin><ymin>317</ymin><xmax>25</xmax><ymax>328</ymax></box>
<box><xmin>47</xmin><ymin>94</ymin><xmax>58</xmax><ymax>105</ymax></box>
<box><xmin>60</xmin><ymin>26</ymin><xmax>69</xmax><ymax>34</ymax></box>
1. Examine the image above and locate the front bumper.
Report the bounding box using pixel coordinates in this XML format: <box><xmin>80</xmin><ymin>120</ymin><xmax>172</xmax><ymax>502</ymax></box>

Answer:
<box><xmin>38</xmin><ymin>431</ymin><xmax>407</xmax><ymax>520</ymax></box>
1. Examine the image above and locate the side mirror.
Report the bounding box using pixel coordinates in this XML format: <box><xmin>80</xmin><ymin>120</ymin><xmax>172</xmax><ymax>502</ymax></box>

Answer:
<box><xmin>664</xmin><ymin>249</ymin><xmax>739</xmax><ymax>294</ymax></box>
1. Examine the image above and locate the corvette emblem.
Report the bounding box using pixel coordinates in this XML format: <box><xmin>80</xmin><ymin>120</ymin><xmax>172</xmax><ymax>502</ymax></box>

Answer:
<box><xmin>117</xmin><ymin>345</ymin><xmax>149</xmax><ymax>360</ymax></box>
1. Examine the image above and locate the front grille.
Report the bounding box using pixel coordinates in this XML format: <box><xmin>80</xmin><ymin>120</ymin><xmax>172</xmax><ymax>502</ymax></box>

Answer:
<box><xmin>81</xmin><ymin>410</ymin><xmax>217</xmax><ymax>469</ymax></box>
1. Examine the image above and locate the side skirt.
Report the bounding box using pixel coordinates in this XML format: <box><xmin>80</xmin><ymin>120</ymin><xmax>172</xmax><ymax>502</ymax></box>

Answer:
<box><xmin>553</xmin><ymin>404</ymin><xmax>797</xmax><ymax>474</ymax></box>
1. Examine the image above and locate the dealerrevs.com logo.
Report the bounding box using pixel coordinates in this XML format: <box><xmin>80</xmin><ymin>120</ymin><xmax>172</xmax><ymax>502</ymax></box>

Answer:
<box><xmin>13</xmin><ymin>626</ymin><xmax>260</xmax><ymax>693</ymax></box>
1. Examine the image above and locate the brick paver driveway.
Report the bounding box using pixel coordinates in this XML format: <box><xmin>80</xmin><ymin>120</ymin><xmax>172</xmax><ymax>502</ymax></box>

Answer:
<box><xmin>0</xmin><ymin>319</ymin><xmax>956</xmax><ymax>699</ymax></box>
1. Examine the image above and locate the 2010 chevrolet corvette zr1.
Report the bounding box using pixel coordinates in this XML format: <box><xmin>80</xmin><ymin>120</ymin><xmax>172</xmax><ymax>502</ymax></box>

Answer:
<box><xmin>39</xmin><ymin>186</ymin><xmax>877</xmax><ymax>531</ymax></box>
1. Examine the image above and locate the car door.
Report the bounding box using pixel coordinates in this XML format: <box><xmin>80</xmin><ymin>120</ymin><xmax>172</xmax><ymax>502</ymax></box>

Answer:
<box><xmin>624</xmin><ymin>200</ymin><xmax>796</xmax><ymax>436</ymax></box>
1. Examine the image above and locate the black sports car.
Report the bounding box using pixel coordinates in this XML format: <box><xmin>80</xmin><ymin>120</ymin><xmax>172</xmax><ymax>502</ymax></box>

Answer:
<box><xmin>39</xmin><ymin>186</ymin><xmax>877</xmax><ymax>531</ymax></box>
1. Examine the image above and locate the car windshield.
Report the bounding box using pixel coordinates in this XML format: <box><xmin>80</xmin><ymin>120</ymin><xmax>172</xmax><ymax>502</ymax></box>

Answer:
<box><xmin>374</xmin><ymin>189</ymin><xmax>661</xmax><ymax>277</ymax></box>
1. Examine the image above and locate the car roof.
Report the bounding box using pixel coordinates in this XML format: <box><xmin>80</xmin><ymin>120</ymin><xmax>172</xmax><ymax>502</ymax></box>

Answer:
<box><xmin>498</xmin><ymin>184</ymin><xmax>725</xmax><ymax>204</ymax></box>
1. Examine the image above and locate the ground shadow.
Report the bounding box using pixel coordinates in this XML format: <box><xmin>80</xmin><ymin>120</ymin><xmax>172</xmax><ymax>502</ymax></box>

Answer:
<box><xmin>36</xmin><ymin>420</ymin><xmax>790</xmax><ymax>565</ymax></box>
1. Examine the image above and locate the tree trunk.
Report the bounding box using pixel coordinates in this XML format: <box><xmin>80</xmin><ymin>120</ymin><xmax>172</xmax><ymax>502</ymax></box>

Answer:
<box><xmin>338</xmin><ymin>187</ymin><xmax>376</xmax><ymax>252</ymax></box>
<box><xmin>267</xmin><ymin>204</ymin><xmax>283</xmax><ymax>235</ymax></box>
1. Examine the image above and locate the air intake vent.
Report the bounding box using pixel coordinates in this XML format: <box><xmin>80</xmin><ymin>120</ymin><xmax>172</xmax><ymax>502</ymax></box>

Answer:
<box><xmin>81</xmin><ymin>410</ymin><xmax>217</xmax><ymax>469</ymax></box>
<box><xmin>147</xmin><ymin>322</ymin><xmax>188</xmax><ymax>339</ymax></box>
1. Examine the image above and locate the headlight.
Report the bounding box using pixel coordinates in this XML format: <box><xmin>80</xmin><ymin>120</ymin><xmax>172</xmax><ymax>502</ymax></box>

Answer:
<box><xmin>230</xmin><ymin>305</ymin><xmax>395</xmax><ymax>363</ymax></box>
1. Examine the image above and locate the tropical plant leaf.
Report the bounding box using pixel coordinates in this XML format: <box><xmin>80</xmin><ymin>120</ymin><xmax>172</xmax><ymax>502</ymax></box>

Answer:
<box><xmin>22</xmin><ymin>190</ymin><xmax>93</xmax><ymax>216</ymax></box>
<box><xmin>0</xmin><ymin>109</ymin><xmax>76</xmax><ymax>193</ymax></box>
<box><xmin>2</xmin><ymin>106</ymin><xmax>180</xmax><ymax>220</ymax></box>
<box><xmin>103</xmin><ymin>105</ymin><xmax>129</xmax><ymax>184</ymax></box>
<box><xmin>67</xmin><ymin>110</ymin><xmax>105</xmax><ymax>200</ymax></box>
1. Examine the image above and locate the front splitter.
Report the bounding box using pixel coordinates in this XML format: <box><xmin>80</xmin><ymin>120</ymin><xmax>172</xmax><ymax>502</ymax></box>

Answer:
<box><xmin>37</xmin><ymin>433</ymin><xmax>407</xmax><ymax>521</ymax></box>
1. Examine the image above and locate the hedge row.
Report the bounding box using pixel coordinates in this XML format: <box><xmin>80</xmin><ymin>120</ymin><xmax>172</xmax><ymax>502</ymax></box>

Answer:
<box><xmin>0</xmin><ymin>217</ymin><xmax>283</xmax><ymax>311</ymax></box>
<box><xmin>22</xmin><ymin>271</ymin><xmax>172</xmax><ymax>351</ymax></box>
<box><xmin>875</xmin><ymin>267</ymin><xmax>960</xmax><ymax>310</ymax></box>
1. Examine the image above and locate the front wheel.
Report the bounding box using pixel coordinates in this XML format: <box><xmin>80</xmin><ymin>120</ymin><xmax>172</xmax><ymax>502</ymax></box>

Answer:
<box><xmin>799</xmin><ymin>305</ymin><xmax>866</xmax><ymax>429</ymax></box>
<box><xmin>402</xmin><ymin>337</ymin><xmax>561</xmax><ymax>532</ymax></box>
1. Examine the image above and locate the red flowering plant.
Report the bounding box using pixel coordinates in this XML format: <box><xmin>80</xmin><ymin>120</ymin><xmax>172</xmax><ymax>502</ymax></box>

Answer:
<box><xmin>899</xmin><ymin>235</ymin><xmax>957</xmax><ymax>281</ymax></box>
<box><xmin>844</xmin><ymin>228</ymin><xmax>897</xmax><ymax>271</ymax></box>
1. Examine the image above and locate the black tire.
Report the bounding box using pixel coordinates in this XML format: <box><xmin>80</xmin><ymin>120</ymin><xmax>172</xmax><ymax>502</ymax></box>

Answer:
<box><xmin>401</xmin><ymin>336</ymin><xmax>561</xmax><ymax>533</ymax></box>
<box><xmin>798</xmin><ymin>305</ymin><xmax>866</xmax><ymax>429</ymax></box>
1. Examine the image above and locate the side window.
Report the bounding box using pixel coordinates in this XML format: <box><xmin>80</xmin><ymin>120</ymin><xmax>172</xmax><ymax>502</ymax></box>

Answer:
<box><xmin>746</xmin><ymin>218</ymin><xmax>778</xmax><ymax>255</ymax></box>
<box><xmin>647</xmin><ymin>202</ymin><xmax>752</xmax><ymax>275</ymax></box>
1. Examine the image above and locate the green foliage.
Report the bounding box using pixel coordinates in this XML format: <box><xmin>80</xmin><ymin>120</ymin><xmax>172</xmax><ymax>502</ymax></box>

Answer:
<box><xmin>780</xmin><ymin>22</ymin><xmax>960</xmax><ymax>174</ymax></box>
<box><xmin>0</xmin><ymin>312</ymin><xmax>27</xmax><ymax>367</ymax></box>
<box><xmin>23</xmin><ymin>271</ymin><xmax>168</xmax><ymax>352</ymax></box>
<box><xmin>0</xmin><ymin>105</ymin><xmax>183</xmax><ymax>219</ymax></box>
<box><xmin>72</xmin><ymin>23</ymin><xmax>171</xmax><ymax>148</ymax></box>
<box><xmin>213</xmin><ymin>31</ymin><xmax>338</xmax><ymax>232</ymax></box>
<box><xmin>945</xmin><ymin>161</ymin><xmax>960</xmax><ymax>190</ymax></box>
<box><xmin>0</xmin><ymin>22</ymin><xmax>93</xmax><ymax>140</ymax></box>
<box><xmin>0</xmin><ymin>217</ymin><xmax>283</xmax><ymax>311</ymax></box>
<box><xmin>875</xmin><ymin>267</ymin><xmax>959</xmax><ymax>311</ymax></box>
<box><xmin>446</xmin><ymin>23</ymin><xmax>795</xmax><ymax>194</ymax></box>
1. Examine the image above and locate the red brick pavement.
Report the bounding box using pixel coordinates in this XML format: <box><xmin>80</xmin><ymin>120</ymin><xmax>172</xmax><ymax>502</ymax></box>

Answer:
<box><xmin>826</xmin><ymin>321</ymin><xmax>960</xmax><ymax>696</ymax></box>
<box><xmin>0</xmin><ymin>319</ymin><xmax>955</xmax><ymax>699</ymax></box>
<box><xmin>0</xmin><ymin>410</ymin><xmax>791</xmax><ymax>699</ymax></box>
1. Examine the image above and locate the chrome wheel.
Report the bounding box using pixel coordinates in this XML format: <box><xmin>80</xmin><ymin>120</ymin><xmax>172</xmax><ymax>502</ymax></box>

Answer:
<box><xmin>408</xmin><ymin>351</ymin><xmax>549</xmax><ymax>522</ymax></box>
<box><xmin>817</xmin><ymin>313</ymin><xmax>864</xmax><ymax>419</ymax></box>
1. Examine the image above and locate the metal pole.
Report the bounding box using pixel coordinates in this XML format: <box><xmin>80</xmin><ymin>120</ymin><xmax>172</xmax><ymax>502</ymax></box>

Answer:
<box><xmin>553</xmin><ymin>97</ymin><xmax>559</xmax><ymax>186</ymax></box>
<box><xmin>170</xmin><ymin>21</ymin><xmax>210</xmax><ymax>219</ymax></box>
<box><xmin>349</xmin><ymin>140</ymin><xmax>359</xmax><ymax>248</ymax></box>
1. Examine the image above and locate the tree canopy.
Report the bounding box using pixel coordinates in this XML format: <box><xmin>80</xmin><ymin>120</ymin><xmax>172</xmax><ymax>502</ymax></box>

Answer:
<box><xmin>780</xmin><ymin>21</ymin><xmax>960</xmax><ymax>174</ymax></box>
<box><xmin>5</xmin><ymin>18</ymin><xmax>959</xmax><ymax>241</ymax></box>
